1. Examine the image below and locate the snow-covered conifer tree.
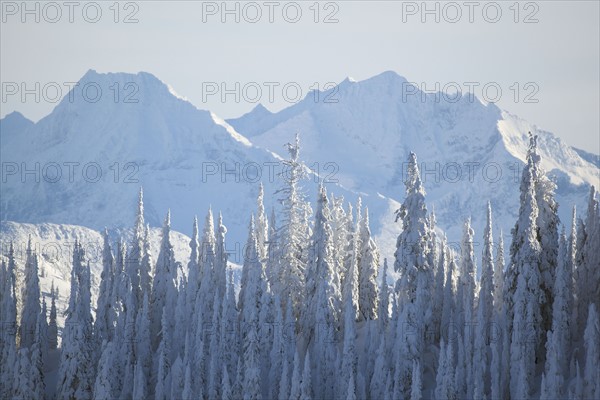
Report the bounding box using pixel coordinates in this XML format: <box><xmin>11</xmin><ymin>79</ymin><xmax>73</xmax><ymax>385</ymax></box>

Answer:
<box><xmin>410</xmin><ymin>359</ymin><xmax>422</xmax><ymax>400</ymax></box>
<box><xmin>30</xmin><ymin>307</ymin><xmax>46</xmax><ymax>400</ymax></box>
<box><xmin>132</xmin><ymin>361</ymin><xmax>147</xmax><ymax>400</ymax></box>
<box><xmin>358</xmin><ymin>206</ymin><xmax>379</xmax><ymax>320</ymax></box>
<box><xmin>473</xmin><ymin>203</ymin><xmax>494</xmax><ymax>399</ymax></box>
<box><xmin>301</xmin><ymin>350</ymin><xmax>313</xmax><ymax>400</ymax></box>
<box><xmin>155</xmin><ymin>307</ymin><xmax>172</xmax><ymax>400</ymax></box>
<box><xmin>278</xmin><ymin>133</ymin><xmax>310</xmax><ymax>317</ymax></box>
<box><xmin>440</xmin><ymin>244</ymin><xmax>455</xmax><ymax>342</ymax></box>
<box><xmin>186</xmin><ymin>216</ymin><xmax>200</xmax><ymax>321</ymax></box>
<box><xmin>95</xmin><ymin>228</ymin><xmax>115</xmax><ymax>346</ymax></box>
<box><xmin>256</xmin><ymin>183</ymin><xmax>269</xmax><ymax>261</ymax></box>
<box><xmin>20</xmin><ymin>235</ymin><xmax>41</xmax><ymax>348</ymax></box>
<box><xmin>214</xmin><ymin>211</ymin><xmax>229</xmax><ymax>301</ymax></box>
<box><xmin>392</xmin><ymin>152</ymin><xmax>433</xmax><ymax>398</ymax></box>
<box><xmin>170</xmin><ymin>356</ymin><xmax>185</xmax><ymax>400</ymax></box>
<box><xmin>305</xmin><ymin>184</ymin><xmax>340</xmax><ymax>345</ymax></box>
<box><xmin>93</xmin><ymin>341</ymin><xmax>117</xmax><ymax>400</ymax></box>
<box><xmin>542</xmin><ymin>227</ymin><xmax>573</xmax><ymax>399</ymax></box>
<box><xmin>127</xmin><ymin>187</ymin><xmax>145</xmax><ymax>306</ymax></box>
<box><xmin>341</xmin><ymin>261</ymin><xmax>358</xmax><ymax>393</ymax></box>
<box><xmin>12</xmin><ymin>348</ymin><xmax>33</xmax><ymax>399</ymax></box>
<box><xmin>1</xmin><ymin>246</ymin><xmax>18</xmax><ymax>398</ymax></box>
<box><xmin>57</xmin><ymin>241</ymin><xmax>95</xmax><ymax>399</ymax></box>
<box><xmin>584</xmin><ymin>304</ymin><xmax>599</xmax><ymax>400</ymax></box>
<box><xmin>151</xmin><ymin>211</ymin><xmax>177</xmax><ymax>349</ymax></box>
<box><xmin>378</xmin><ymin>258</ymin><xmax>390</xmax><ymax>332</ymax></box>
<box><xmin>457</xmin><ymin>218</ymin><xmax>476</xmax><ymax>399</ymax></box>
<box><xmin>507</xmin><ymin>137</ymin><xmax>545</xmax><ymax>399</ymax></box>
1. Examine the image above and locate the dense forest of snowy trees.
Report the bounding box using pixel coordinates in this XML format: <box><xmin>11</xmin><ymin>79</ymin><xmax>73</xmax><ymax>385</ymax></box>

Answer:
<box><xmin>1</xmin><ymin>134</ymin><xmax>599</xmax><ymax>399</ymax></box>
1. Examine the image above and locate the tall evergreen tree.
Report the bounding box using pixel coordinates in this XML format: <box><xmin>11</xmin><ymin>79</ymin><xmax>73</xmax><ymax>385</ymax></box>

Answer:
<box><xmin>457</xmin><ymin>218</ymin><xmax>476</xmax><ymax>399</ymax></box>
<box><xmin>20</xmin><ymin>235</ymin><xmax>41</xmax><ymax>349</ymax></box>
<box><xmin>1</xmin><ymin>245</ymin><xmax>18</xmax><ymax>399</ymax></box>
<box><xmin>530</xmin><ymin>135</ymin><xmax>560</xmax><ymax>341</ymax></box>
<box><xmin>30</xmin><ymin>305</ymin><xmax>46</xmax><ymax>400</ymax></box>
<box><xmin>378</xmin><ymin>258</ymin><xmax>390</xmax><ymax>332</ymax></box>
<box><xmin>584</xmin><ymin>304</ymin><xmax>599</xmax><ymax>400</ymax></box>
<box><xmin>358</xmin><ymin>206</ymin><xmax>380</xmax><ymax>320</ymax></box>
<box><xmin>93</xmin><ymin>341</ymin><xmax>118</xmax><ymax>400</ymax></box>
<box><xmin>94</xmin><ymin>228</ymin><xmax>115</xmax><ymax>346</ymax></box>
<box><xmin>542</xmin><ymin>227</ymin><xmax>573</xmax><ymax>399</ymax></box>
<box><xmin>56</xmin><ymin>241</ymin><xmax>95</xmax><ymax>399</ymax></box>
<box><xmin>473</xmin><ymin>203</ymin><xmax>495</xmax><ymax>399</ymax></box>
<box><xmin>127</xmin><ymin>187</ymin><xmax>145</xmax><ymax>306</ymax></box>
<box><xmin>47</xmin><ymin>281</ymin><xmax>58</xmax><ymax>350</ymax></box>
<box><xmin>301</xmin><ymin>351</ymin><xmax>313</xmax><ymax>400</ymax></box>
<box><xmin>135</xmin><ymin>292</ymin><xmax>151</xmax><ymax>397</ymax></box>
<box><xmin>506</xmin><ymin>134</ymin><xmax>545</xmax><ymax>398</ymax></box>
<box><xmin>155</xmin><ymin>307</ymin><xmax>172</xmax><ymax>400</ymax></box>
<box><xmin>187</xmin><ymin>216</ymin><xmax>200</xmax><ymax>322</ymax></box>
<box><xmin>393</xmin><ymin>152</ymin><xmax>433</xmax><ymax>398</ymax></box>
<box><xmin>12</xmin><ymin>348</ymin><xmax>34</xmax><ymax>400</ymax></box>
<box><xmin>151</xmin><ymin>211</ymin><xmax>177</xmax><ymax>350</ymax></box>
<box><xmin>305</xmin><ymin>185</ymin><xmax>340</xmax><ymax>345</ymax></box>
<box><xmin>215</xmin><ymin>212</ymin><xmax>229</xmax><ymax>300</ymax></box>
<box><xmin>278</xmin><ymin>133</ymin><xmax>311</xmax><ymax>317</ymax></box>
<box><xmin>256</xmin><ymin>183</ymin><xmax>269</xmax><ymax>261</ymax></box>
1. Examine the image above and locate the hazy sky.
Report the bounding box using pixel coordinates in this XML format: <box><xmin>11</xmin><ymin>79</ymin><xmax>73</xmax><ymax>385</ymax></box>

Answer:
<box><xmin>1</xmin><ymin>0</ymin><xmax>598</xmax><ymax>153</ymax></box>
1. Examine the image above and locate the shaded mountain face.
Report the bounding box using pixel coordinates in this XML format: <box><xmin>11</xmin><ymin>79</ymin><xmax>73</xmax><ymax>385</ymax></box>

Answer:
<box><xmin>0</xmin><ymin>70</ymin><xmax>392</xmax><ymax>251</ymax></box>
<box><xmin>228</xmin><ymin>71</ymin><xmax>599</xmax><ymax>246</ymax></box>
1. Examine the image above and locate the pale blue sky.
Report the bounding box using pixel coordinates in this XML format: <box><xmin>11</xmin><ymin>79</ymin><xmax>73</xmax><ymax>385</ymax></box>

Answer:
<box><xmin>1</xmin><ymin>0</ymin><xmax>598</xmax><ymax>153</ymax></box>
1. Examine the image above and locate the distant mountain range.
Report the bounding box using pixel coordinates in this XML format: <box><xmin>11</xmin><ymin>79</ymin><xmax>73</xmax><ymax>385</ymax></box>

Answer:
<box><xmin>2</xmin><ymin>69</ymin><xmax>598</xmax><ymax>269</ymax></box>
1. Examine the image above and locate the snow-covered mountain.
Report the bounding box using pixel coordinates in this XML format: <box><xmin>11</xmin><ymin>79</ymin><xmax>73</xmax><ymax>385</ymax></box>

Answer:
<box><xmin>228</xmin><ymin>71</ymin><xmax>599</xmax><ymax>245</ymax></box>
<box><xmin>0</xmin><ymin>70</ymin><xmax>392</xmax><ymax>253</ymax></box>
<box><xmin>2</xmin><ymin>69</ymin><xmax>598</xmax><ymax>269</ymax></box>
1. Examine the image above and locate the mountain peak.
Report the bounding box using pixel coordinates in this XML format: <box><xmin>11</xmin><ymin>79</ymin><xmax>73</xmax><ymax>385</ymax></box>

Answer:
<box><xmin>0</xmin><ymin>111</ymin><xmax>34</xmax><ymax>136</ymax></box>
<box><xmin>369</xmin><ymin>70</ymin><xmax>408</xmax><ymax>83</ymax></box>
<box><xmin>79</xmin><ymin>69</ymin><xmax>160</xmax><ymax>82</ymax></box>
<box><xmin>1</xmin><ymin>111</ymin><xmax>31</xmax><ymax>123</ymax></box>
<box><xmin>251</xmin><ymin>103</ymin><xmax>272</xmax><ymax>114</ymax></box>
<box><xmin>51</xmin><ymin>69</ymin><xmax>190</xmax><ymax>116</ymax></box>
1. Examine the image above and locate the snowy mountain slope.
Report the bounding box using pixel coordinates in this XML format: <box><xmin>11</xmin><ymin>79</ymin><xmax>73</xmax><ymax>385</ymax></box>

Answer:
<box><xmin>227</xmin><ymin>71</ymin><xmax>600</xmax><ymax>246</ymax></box>
<box><xmin>0</xmin><ymin>221</ymin><xmax>192</xmax><ymax>329</ymax></box>
<box><xmin>0</xmin><ymin>221</ymin><xmax>245</xmax><ymax>332</ymax></box>
<box><xmin>226</xmin><ymin>104</ymin><xmax>275</xmax><ymax>138</ymax></box>
<box><xmin>0</xmin><ymin>70</ymin><xmax>393</xmax><ymax>253</ymax></box>
<box><xmin>573</xmin><ymin>147</ymin><xmax>600</xmax><ymax>169</ymax></box>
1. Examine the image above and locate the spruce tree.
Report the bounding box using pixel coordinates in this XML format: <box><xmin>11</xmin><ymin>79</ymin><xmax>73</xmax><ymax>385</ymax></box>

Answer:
<box><xmin>20</xmin><ymin>235</ymin><xmax>41</xmax><ymax>349</ymax></box>
<box><xmin>358</xmin><ymin>206</ymin><xmax>380</xmax><ymax>321</ymax></box>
